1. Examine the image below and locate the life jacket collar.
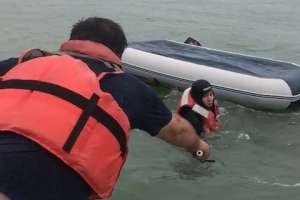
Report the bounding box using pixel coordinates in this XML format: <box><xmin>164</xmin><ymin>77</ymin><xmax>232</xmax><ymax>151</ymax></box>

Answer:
<box><xmin>59</xmin><ymin>40</ymin><xmax>122</xmax><ymax>66</ymax></box>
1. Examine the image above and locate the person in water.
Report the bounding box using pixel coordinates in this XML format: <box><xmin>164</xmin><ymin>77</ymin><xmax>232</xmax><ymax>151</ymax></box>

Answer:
<box><xmin>177</xmin><ymin>79</ymin><xmax>220</xmax><ymax>137</ymax></box>
<box><xmin>0</xmin><ymin>17</ymin><xmax>209</xmax><ymax>200</ymax></box>
<box><xmin>184</xmin><ymin>37</ymin><xmax>202</xmax><ymax>46</ymax></box>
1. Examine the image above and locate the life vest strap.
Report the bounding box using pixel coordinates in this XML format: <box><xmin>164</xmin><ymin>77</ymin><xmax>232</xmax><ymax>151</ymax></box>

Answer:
<box><xmin>63</xmin><ymin>94</ymin><xmax>99</xmax><ymax>153</ymax></box>
<box><xmin>18</xmin><ymin>49</ymin><xmax>120</xmax><ymax>76</ymax></box>
<box><xmin>0</xmin><ymin>79</ymin><xmax>127</xmax><ymax>156</ymax></box>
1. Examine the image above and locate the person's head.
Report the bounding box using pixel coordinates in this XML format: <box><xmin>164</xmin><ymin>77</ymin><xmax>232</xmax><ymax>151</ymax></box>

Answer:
<box><xmin>190</xmin><ymin>79</ymin><xmax>215</xmax><ymax>108</ymax></box>
<box><xmin>69</xmin><ymin>17</ymin><xmax>128</xmax><ymax>58</ymax></box>
<box><xmin>184</xmin><ymin>37</ymin><xmax>201</xmax><ymax>46</ymax></box>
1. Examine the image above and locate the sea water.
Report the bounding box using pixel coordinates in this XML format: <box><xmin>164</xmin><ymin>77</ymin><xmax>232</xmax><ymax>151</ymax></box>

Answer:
<box><xmin>1</xmin><ymin>0</ymin><xmax>300</xmax><ymax>199</ymax></box>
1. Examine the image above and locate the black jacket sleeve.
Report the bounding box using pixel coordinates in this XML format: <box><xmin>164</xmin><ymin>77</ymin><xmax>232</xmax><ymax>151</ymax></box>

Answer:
<box><xmin>178</xmin><ymin>106</ymin><xmax>204</xmax><ymax>137</ymax></box>
<box><xmin>0</xmin><ymin>58</ymin><xmax>18</xmax><ymax>76</ymax></box>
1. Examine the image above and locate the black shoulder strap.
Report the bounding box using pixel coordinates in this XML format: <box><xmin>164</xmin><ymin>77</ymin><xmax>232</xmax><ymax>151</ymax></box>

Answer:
<box><xmin>20</xmin><ymin>49</ymin><xmax>54</xmax><ymax>63</ymax></box>
<box><xmin>19</xmin><ymin>49</ymin><xmax>119</xmax><ymax>76</ymax></box>
<box><xmin>76</xmin><ymin>56</ymin><xmax>115</xmax><ymax>75</ymax></box>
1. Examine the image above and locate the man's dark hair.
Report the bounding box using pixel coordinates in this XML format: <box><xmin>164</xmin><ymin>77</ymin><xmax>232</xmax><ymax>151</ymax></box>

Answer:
<box><xmin>70</xmin><ymin>17</ymin><xmax>127</xmax><ymax>57</ymax></box>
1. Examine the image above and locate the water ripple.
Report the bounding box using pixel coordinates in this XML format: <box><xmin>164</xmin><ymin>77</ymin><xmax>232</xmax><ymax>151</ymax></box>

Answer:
<box><xmin>250</xmin><ymin>177</ymin><xmax>300</xmax><ymax>188</ymax></box>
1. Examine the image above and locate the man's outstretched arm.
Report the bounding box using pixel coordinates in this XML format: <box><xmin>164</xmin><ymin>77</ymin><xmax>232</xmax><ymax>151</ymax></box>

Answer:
<box><xmin>157</xmin><ymin>113</ymin><xmax>209</xmax><ymax>160</ymax></box>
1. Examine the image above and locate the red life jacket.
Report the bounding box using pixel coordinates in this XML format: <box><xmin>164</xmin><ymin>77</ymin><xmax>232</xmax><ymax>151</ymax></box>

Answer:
<box><xmin>178</xmin><ymin>87</ymin><xmax>219</xmax><ymax>134</ymax></box>
<box><xmin>0</xmin><ymin>40</ymin><xmax>130</xmax><ymax>198</ymax></box>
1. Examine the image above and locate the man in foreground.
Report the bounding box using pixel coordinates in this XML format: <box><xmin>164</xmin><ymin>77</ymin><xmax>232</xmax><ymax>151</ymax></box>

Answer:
<box><xmin>0</xmin><ymin>17</ymin><xmax>209</xmax><ymax>200</ymax></box>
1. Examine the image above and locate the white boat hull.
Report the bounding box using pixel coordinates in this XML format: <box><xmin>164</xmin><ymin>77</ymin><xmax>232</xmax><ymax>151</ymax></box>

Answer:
<box><xmin>122</xmin><ymin>40</ymin><xmax>300</xmax><ymax>111</ymax></box>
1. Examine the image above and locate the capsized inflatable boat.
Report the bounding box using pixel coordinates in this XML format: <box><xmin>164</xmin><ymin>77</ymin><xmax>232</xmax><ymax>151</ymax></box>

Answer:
<box><xmin>121</xmin><ymin>40</ymin><xmax>300</xmax><ymax>111</ymax></box>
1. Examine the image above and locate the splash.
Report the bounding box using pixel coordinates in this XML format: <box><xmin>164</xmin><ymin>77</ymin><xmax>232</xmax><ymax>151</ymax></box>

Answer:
<box><xmin>237</xmin><ymin>132</ymin><xmax>251</xmax><ymax>141</ymax></box>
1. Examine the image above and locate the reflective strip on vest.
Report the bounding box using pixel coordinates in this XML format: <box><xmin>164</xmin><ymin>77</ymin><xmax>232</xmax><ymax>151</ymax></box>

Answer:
<box><xmin>180</xmin><ymin>88</ymin><xmax>191</xmax><ymax>105</ymax></box>
<box><xmin>180</xmin><ymin>88</ymin><xmax>210</xmax><ymax>118</ymax></box>
<box><xmin>192</xmin><ymin>104</ymin><xmax>209</xmax><ymax>118</ymax></box>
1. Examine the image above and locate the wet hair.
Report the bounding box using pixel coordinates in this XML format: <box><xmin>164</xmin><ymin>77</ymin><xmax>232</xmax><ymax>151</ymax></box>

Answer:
<box><xmin>190</xmin><ymin>79</ymin><xmax>212</xmax><ymax>105</ymax></box>
<box><xmin>184</xmin><ymin>37</ymin><xmax>201</xmax><ymax>46</ymax></box>
<box><xmin>70</xmin><ymin>17</ymin><xmax>128</xmax><ymax>57</ymax></box>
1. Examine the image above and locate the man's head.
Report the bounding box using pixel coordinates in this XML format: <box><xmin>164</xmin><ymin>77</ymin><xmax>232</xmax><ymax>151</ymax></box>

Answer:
<box><xmin>191</xmin><ymin>79</ymin><xmax>215</xmax><ymax>108</ymax></box>
<box><xmin>70</xmin><ymin>17</ymin><xmax>127</xmax><ymax>58</ymax></box>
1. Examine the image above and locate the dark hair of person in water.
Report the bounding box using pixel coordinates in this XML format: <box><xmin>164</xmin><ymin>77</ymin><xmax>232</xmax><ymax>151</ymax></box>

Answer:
<box><xmin>184</xmin><ymin>37</ymin><xmax>201</xmax><ymax>46</ymax></box>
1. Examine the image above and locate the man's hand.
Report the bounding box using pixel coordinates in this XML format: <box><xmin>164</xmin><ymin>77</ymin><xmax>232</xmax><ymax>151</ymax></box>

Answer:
<box><xmin>157</xmin><ymin>113</ymin><xmax>210</xmax><ymax>160</ymax></box>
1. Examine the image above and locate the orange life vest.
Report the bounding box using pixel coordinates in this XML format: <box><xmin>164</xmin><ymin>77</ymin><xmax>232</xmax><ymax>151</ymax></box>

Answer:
<box><xmin>0</xmin><ymin>40</ymin><xmax>130</xmax><ymax>198</ymax></box>
<box><xmin>178</xmin><ymin>87</ymin><xmax>219</xmax><ymax>134</ymax></box>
